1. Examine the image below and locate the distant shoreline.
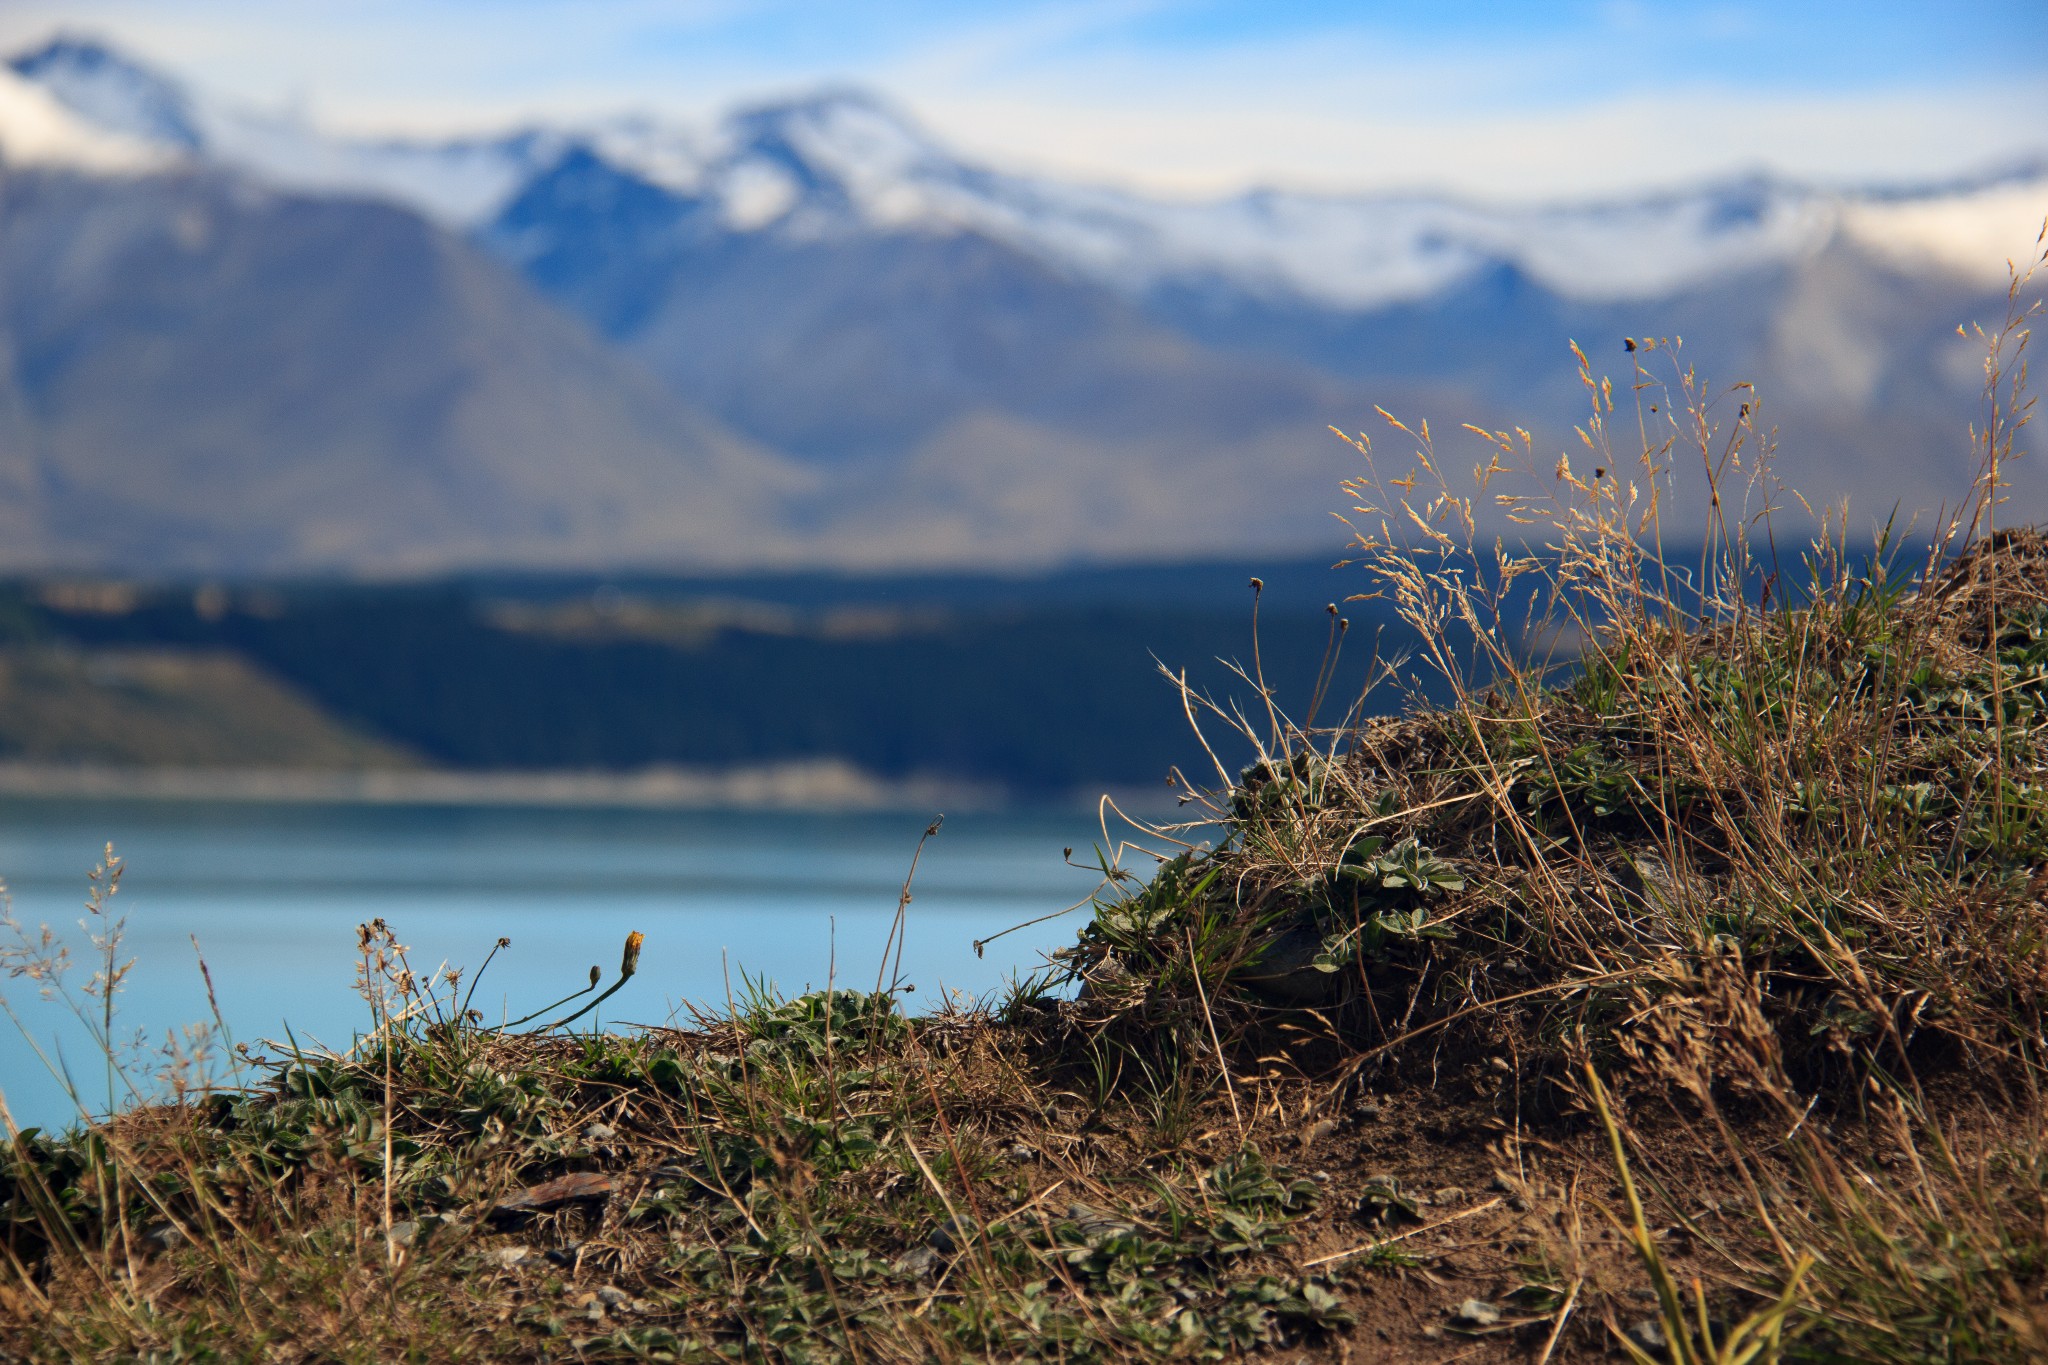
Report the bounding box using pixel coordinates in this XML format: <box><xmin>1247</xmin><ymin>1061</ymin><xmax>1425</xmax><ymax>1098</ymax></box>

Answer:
<box><xmin>0</xmin><ymin>760</ymin><xmax>1011</xmax><ymax>813</ymax></box>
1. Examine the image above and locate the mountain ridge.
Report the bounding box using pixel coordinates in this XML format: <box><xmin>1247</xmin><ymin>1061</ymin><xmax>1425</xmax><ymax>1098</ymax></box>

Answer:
<box><xmin>0</xmin><ymin>164</ymin><xmax>816</xmax><ymax>574</ymax></box>
<box><xmin>0</xmin><ymin>34</ymin><xmax>2041</xmax><ymax>575</ymax></box>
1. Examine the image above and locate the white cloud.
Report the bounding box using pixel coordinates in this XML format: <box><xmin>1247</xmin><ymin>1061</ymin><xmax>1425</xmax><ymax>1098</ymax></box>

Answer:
<box><xmin>911</xmin><ymin>86</ymin><xmax>2047</xmax><ymax>200</ymax></box>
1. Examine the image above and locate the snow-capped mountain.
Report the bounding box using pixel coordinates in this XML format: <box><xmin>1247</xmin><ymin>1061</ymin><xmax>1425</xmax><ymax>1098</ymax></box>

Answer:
<box><xmin>9</xmin><ymin>35</ymin><xmax>201</xmax><ymax>149</ymax></box>
<box><xmin>13</xmin><ymin>38</ymin><xmax>2043</xmax><ymax>308</ymax></box>
<box><xmin>0</xmin><ymin>34</ymin><xmax>2042</xmax><ymax>575</ymax></box>
<box><xmin>617</xmin><ymin>89</ymin><xmax>2048</xmax><ymax>304</ymax></box>
<box><xmin>613</xmin><ymin>89</ymin><xmax>1836</xmax><ymax>306</ymax></box>
<box><xmin>7</xmin><ymin>38</ymin><xmax>563</xmax><ymax>224</ymax></box>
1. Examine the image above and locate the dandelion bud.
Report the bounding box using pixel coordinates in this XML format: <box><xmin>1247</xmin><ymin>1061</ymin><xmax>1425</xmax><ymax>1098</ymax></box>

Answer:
<box><xmin>620</xmin><ymin>930</ymin><xmax>645</xmax><ymax>978</ymax></box>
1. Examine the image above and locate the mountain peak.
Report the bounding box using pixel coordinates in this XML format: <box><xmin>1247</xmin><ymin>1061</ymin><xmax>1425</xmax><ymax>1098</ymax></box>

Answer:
<box><xmin>731</xmin><ymin>86</ymin><xmax>922</xmax><ymax>134</ymax></box>
<box><xmin>7</xmin><ymin>34</ymin><xmax>201</xmax><ymax>151</ymax></box>
<box><xmin>723</xmin><ymin>86</ymin><xmax>951</xmax><ymax>182</ymax></box>
<box><xmin>5</xmin><ymin>32</ymin><xmax>562</xmax><ymax>226</ymax></box>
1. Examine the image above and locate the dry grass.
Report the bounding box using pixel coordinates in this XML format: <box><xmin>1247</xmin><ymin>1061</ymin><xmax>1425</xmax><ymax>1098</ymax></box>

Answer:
<box><xmin>1052</xmin><ymin>239</ymin><xmax>2048</xmax><ymax>1361</ymax></box>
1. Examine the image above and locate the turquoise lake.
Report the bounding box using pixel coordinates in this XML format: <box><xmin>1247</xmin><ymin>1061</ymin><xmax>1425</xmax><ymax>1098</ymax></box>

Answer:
<box><xmin>0</xmin><ymin>798</ymin><xmax>1162</xmax><ymax>1134</ymax></box>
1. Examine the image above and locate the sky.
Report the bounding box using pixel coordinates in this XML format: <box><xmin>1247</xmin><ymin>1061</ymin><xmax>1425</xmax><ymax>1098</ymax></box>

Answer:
<box><xmin>0</xmin><ymin>0</ymin><xmax>2042</xmax><ymax>199</ymax></box>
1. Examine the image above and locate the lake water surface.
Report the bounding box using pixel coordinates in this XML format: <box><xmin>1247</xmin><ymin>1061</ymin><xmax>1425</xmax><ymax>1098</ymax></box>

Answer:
<box><xmin>0</xmin><ymin>798</ymin><xmax>1146</xmax><ymax>1134</ymax></box>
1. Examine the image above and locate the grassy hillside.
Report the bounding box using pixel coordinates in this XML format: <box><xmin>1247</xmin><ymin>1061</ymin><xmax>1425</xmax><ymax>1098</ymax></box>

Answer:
<box><xmin>0</xmin><ymin>644</ymin><xmax>415</xmax><ymax>769</ymax></box>
<box><xmin>2</xmin><ymin>300</ymin><xmax>2044</xmax><ymax>1361</ymax></box>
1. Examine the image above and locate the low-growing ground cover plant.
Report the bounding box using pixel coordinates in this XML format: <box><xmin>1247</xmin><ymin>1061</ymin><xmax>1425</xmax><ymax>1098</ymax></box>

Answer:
<box><xmin>1</xmin><ymin>247</ymin><xmax>2043</xmax><ymax>1363</ymax></box>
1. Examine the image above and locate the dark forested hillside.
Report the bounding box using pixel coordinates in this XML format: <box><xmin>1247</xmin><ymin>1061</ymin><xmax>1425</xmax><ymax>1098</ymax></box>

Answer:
<box><xmin>3</xmin><ymin>566</ymin><xmax>1405</xmax><ymax>795</ymax></box>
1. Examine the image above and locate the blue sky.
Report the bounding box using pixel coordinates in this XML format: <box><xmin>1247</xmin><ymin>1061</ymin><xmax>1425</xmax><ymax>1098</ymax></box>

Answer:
<box><xmin>2</xmin><ymin>1</ymin><xmax>2041</xmax><ymax>197</ymax></box>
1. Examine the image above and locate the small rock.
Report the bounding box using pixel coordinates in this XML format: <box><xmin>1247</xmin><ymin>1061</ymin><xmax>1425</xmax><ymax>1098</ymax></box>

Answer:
<box><xmin>1310</xmin><ymin>1170</ymin><xmax>1332</xmax><ymax>1185</ymax></box>
<box><xmin>546</xmin><ymin>1244</ymin><xmax>582</xmax><ymax>1267</ymax></box>
<box><xmin>584</xmin><ymin>1123</ymin><xmax>618</xmax><ymax>1143</ymax></box>
<box><xmin>1453</xmin><ymin>1298</ymin><xmax>1502</xmax><ymax>1328</ymax></box>
<box><xmin>896</xmin><ymin>1246</ymin><xmax>940</xmax><ymax>1280</ymax></box>
<box><xmin>1431</xmin><ymin>1186</ymin><xmax>1467</xmax><ymax>1205</ymax></box>
<box><xmin>1074</xmin><ymin>952</ymin><xmax>1134</xmax><ymax>1002</ymax></box>
<box><xmin>1627</xmin><ymin>1318</ymin><xmax>1668</xmax><ymax>1351</ymax></box>
<box><xmin>928</xmin><ymin>1215</ymin><xmax>972</xmax><ymax>1255</ymax></box>
<box><xmin>1353</xmin><ymin>1099</ymin><xmax>1384</xmax><ymax>1121</ymax></box>
<box><xmin>1236</xmin><ymin>923</ymin><xmax>1347</xmax><ymax>1005</ymax></box>
<box><xmin>596</xmin><ymin>1285</ymin><xmax>632</xmax><ymax>1309</ymax></box>
<box><xmin>387</xmin><ymin>1221</ymin><xmax>417</xmax><ymax>1248</ymax></box>
<box><xmin>482</xmin><ymin>1245</ymin><xmax>536</xmax><ymax>1269</ymax></box>
<box><xmin>1614</xmin><ymin>852</ymin><xmax>1706</xmax><ymax>915</ymax></box>
<box><xmin>1005</xmin><ymin>1143</ymin><xmax>1035</xmax><ymax>1162</ymax></box>
<box><xmin>143</xmin><ymin>1221</ymin><xmax>184</xmax><ymax>1251</ymax></box>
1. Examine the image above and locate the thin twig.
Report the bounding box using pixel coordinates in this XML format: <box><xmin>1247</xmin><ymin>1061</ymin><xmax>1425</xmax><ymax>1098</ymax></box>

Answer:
<box><xmin>1186</xmin><ymin>928</ymin><xmax>1243</xmax><ymax>1140</ymax></box>
<box><xmin>1535</xmin><ymin>1277</ymin><xmax>1583</xmax><ymax>1365</ymax></box>
<box><xmin>1302</xmin><ymin>1197</ymin><xmax>1504</xmax><ymax>1268</ymax></box>
<box><xmin>877</xmin><ymin>817</ymin><xmax>943</xmax><ymax>999</ymax></box>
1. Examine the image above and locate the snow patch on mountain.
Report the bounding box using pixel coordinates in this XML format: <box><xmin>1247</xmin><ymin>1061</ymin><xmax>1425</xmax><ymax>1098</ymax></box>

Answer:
<box><xmin>720</xmin><ymin>158</ymin><xmax>801</xmax><ymax>229</ymax></box>
<box><xmin>10</xmin><ymin>35</ymin><xmax>201</xmax><ymax>150</ymax></box>
<box><xmin>582</xmin><ymin>117</ymin><xmax>709</xmax><ymax>197</ymax></box>
<box><xmin>197</xmin><ymin>115</ymin><xmax>562</xmax><ymax>225</ymax></box>
<box><xmin>1843</xmin><ymin>179</ymin><xmax>2048</xmax><ymax>287</ymax></box>
<box><xmin>0</xmin><ymin>64</ymin><xmax>166</xmax><ymax>172</ymax></box>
